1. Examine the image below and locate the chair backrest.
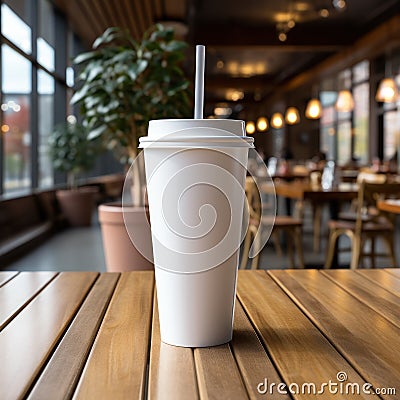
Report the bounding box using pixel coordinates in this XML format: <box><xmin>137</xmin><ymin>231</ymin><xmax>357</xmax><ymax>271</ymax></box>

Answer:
<box><xmin>244</xmin><ymin>176</ymin><xmax>261</xmax><ymax>223</ymax></box>
<box><xmin>310</xmin><ymin>171</ymin><xmax>322</xmax><ymax>187</ymax></box>
<box><xmin>357</xmin><ymin>171</ymin><xmax>386</xmax><ymax>184</ymax></box>
<box><xmin>355</xmin><ymin>181</ymin><xmax>400</xmax><ymax>232</ymax></box>
<box><xmin>240</xmin><ymin>176</ymin><xmax>262</xmax><ymax>270</ymax></box>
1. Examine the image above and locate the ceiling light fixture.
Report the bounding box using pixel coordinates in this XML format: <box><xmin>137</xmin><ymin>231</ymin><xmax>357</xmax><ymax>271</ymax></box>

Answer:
<box><xmin>214</xmin><ymin>105</ymin><xmax>232</xmax><ymax>117</ymax></box>
<box><xmin>375</xmin><ymin>48</ymin><xmax>399</xmax><ymax>103</ymax></box>
<box><xmin>270</xmin><ymin>113</ymin><xmax>284</xmax><ymax>129</ymax></box>
<box><xmin>246</xmin><ymin>121</ymin><xmax>256</xmax><ymax>134</ymax></box>
<box><xmin>287</xmin><ymin>19</ymin><xmax>296</xmax><ymax>29</ymax></box>
<box><xmin>285</xmin><ymin>107</ymin><xmax>300</xmax><ymax>125</ymax></box>
<box><xmin>335</xmin><ymin>90</ymin><xmax>354</xmax><ymax>112</ymax></box>
<box><xmin>305</xmin><ymin>98</ymin><xmax>322</xmax><ymax>119</ymax></box>
<box><xmin>278</xmin><ymin>32</ymin><xmax>287</xmax><ymax>42</ymax></box>
<box><xmin>375</xmin><ymin>78</ymin><xmax>399</xmax><ymax>103</ymax></box>
<box><xmin>332</xmin><ymin>0</ymin><xmax>346</xmax><ymax>10</ymax></box>
<box><xmin>257</xmin><ymin>117</ymin><xmax>268</xmax><ymax>132</ymax></box>
<box><xmin>319</xmin><ymin>8</ymin><xmax>329</xmax><ymax>18</ymax></box>
<box><xmin>275</xmin><ymin>0</ymin><xmax>347</xmax><ymax>42</ymax></box>
<box><xmin>225</xmin><ymin>89</ymin><xmax>244</xmax><ymax>101</ymax></box>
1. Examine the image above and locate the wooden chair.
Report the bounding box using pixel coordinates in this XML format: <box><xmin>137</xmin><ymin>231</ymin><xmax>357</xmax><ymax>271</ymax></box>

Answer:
<box><xmin>325</xmin><ymin>181</ymin><xmax>400</xmax><ymax>269</ymax></box>
<box><xmin>240</xmin><ymin>176</ymin><xmax>304</xmax><ymax>269</ymax></box>
<box><xmin>240</xmin><ymin>177</ymin><xmax>262</xmax><ymax>270</ymax></box>
<box><xmin>338</xmin><ymin>171</ymin><xmax>386</xmax><ymax>221</ymax></box>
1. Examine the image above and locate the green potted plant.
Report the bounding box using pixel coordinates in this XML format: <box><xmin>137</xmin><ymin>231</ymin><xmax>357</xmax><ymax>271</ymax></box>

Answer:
<box><xmin>71</xmin><ymin>24</ymin><xmax>192</xmax><ymax>271</ymax></box>
<box><xmin>49</xmin><ymin>121</ymin><xmax>102</xmax><ymax>227</ymax></box>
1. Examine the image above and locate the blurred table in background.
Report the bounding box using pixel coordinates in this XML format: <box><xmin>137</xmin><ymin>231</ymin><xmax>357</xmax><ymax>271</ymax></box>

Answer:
<box><xmin>262</xmin><ymin>181</ymin><xmax>358</xmax><ymax>216</ymax></box>
<box><xmin>378</xmin><ymin>199</ymin><xmax>400</xmax><ymax>214</ymax></box>
<box><xmin>262</xmin><ymin>181</ymin><xmax>358</xmax><ymax>257</ymax></box>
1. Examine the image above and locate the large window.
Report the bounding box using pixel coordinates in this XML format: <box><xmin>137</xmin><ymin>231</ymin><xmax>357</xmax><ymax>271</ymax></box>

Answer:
<box><xmin>1</xmin><ymin>2</ymin><xmax>31</xmax><ymax>54</ymax></box>
<box><xmin>337</xmin><ymin>120</ymin><xmax>352</xmax><ymax>164</ymax></box>
<box><xmin>336</xmin><ymin>69</ymin><xmax>352</xmax><ymax>164</ymax></box>
<box><xmin>353</xmin><ymin>83</ymin><xmax>369</xmax><ymax>163</ymax></box>
<box><xmin>381</xmin><ymin>57</ymin><xmax>400</xmax><ymax>163</ymax></box>
<box><xmin>0</xmin><ymin>1</ymin><xmax>76</xmax><ymax>195</ymax></box>
<box><xmin>320</xmin><ymin>91</ymin><xmax>336</xmax><ymax>160</ymax></box>
<box><xmin>0</xmin><ymin>0</ymin><xmax>123</xmax><ymax>196</ymax></box>
<box><xmin>383</xmin><ymin>111</ymin><xmax>400</xmax><ymax>160</ymax></box>
<box><xmin>320</xmin><ymin>60</ymin><xmax>370</xmax><ymax>165</ymax></box>
<box><xmin>352</xmin><ymin>61</ymin><xmax>369</xmax><ymax>164</ymax></box>
<box><xmin>1</xmin><ymin>44</ymin><xmax>32</xmax><ymax>192</ymax></box>
<box><xmin>37</xmin><ymin>0</ymin><xmax>55</xmax><ymax>72</ymax></box>
<box><xmin>38</xmin><ymin>69</ymin><xmax>54</xmax><ymax>188</ymax></box>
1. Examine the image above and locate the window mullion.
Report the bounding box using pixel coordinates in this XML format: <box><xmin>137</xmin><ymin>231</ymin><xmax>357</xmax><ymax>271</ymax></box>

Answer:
<box><xmin>30</xmin><ymin>0</ymin><xmax>38</xmax><ymax>189</ymax></box>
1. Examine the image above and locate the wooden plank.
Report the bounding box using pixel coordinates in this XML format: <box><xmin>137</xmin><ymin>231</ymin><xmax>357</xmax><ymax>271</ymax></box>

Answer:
<box><xmin>148</xmin><ymin>294</ymin><xmax>199</xmax><ymax>400</ymax></box>
<box><xmin>194</xmin><ymin>344</ymin><xmax>249</xmax><ymax>400</ymax></box>
<box><xmin>0</xmin><ymin>272</ymin><xmax>98</xmax><ymax>400</ymax></box>
<box><xmin>141</xmin><ymin>0</ymin><xmax>153</xmax><ymax>29</ymax></box>
<box><xmin>27</xmin><ymin>273</ymin><xmax>120</xmax><ymax>400</ymax></box>
<box><xmin>0</xmin><ymin>271</ymin><xmax>18</xmax><ymax>287</ymax></box>
<box><xmin>73</xmin><ymin>271</ymin><xmax>154</xmax><ymax>400</ymax></box>
<box><xmin>384</xmin><ymin>268</ymin><xmax>400</xmax><ymax>279</ymax></box>
<box><xmin>100</xmin><ymin>0</ymin><xmax>119</xmax><ymax>27</ymax></box>
<box><xmin>133</xmin><ymin>0</ymin><xmax>147</xmax><ymax>36</ymax></box>
<box><xmin>356</xmin><ymin>269</ymin><xmax>400</xmax><ymax>296</ymax></box>
<box><xmin>152</xmin><ymin>0</ymin><xmax>163</xmax><ymax>19</ymax></box>
<box><xmin>123</xmin><ymin>0</ymin><xmax>140</xmax><ymax>39</ymax></box>
<box><xmin>0</xmin><ymin>271</ymin><xmax>57</xmax><ymax>331</ymax></box>
<box><xmin>322</xmin><ymin>269</ymin><xmax>400</xmax><ymax>328</ymax></box>
<box><xmin>231</xmin><ymin>301</ymin><xmax>291</xmax><ymax>400</ymax></box>
<box><xmin>270</xmin><ymin>269</ymin><xmax>400</xmax><ymax>399</ymax></box>
<box><xmin>76</xmin><ymin>0</ymin><xmax>104</xmax><ymax>39</ymax></box>
<box><xmin>238</xmin><ymin>270</ymin><xmax>377</xmax><ymax>400</ymax></box>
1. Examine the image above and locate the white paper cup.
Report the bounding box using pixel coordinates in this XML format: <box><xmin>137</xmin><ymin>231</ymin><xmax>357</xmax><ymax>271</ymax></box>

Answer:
<box><xmin>139</xmin><ymin>119</ymin><xmax>253</xmax><ymax>347</ymax></box>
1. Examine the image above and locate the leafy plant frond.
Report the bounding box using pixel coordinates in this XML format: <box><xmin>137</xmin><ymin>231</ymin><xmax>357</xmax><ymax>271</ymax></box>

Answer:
<box><xmin>72</xmin><ymin>24</ymin><xmax>192</xmax><ymax>163</ymax></box>
<box><xmin>49</xmin><ymin>122</ymin><xmax>104</xmax><ymax>187</ymax></box>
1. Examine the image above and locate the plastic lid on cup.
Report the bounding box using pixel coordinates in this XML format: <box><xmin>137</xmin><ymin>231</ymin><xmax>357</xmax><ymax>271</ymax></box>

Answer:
<box><xmin>148</xmin><ymin>119</ymin><xmax>245</xmax><ymax>137</ymax></box>
<box><xmin>139</xmin><ymin>119</ymin><xmax>254</xmax><ymax>148</ymax></box>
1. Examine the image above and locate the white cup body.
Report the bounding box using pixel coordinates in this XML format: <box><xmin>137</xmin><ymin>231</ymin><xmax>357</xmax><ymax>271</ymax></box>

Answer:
<box><xmin>140</xmin><ymin>119</ymin><xmax>252</xmax><ymax>347</ymax></box>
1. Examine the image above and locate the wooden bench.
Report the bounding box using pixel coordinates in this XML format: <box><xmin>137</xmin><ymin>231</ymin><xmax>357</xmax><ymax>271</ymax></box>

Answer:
<box><xmin>0</xmin><ymin>191</ymin><xmax>65</xmax><ymax>265</ymax></box>
<box><xmin>0</xmin><ymin>174</ymin><xmax>124</xmax><ymax>267</ymax></box>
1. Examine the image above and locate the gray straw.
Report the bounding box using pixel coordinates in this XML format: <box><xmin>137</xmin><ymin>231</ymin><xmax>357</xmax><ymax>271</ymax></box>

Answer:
<box><xmin>194</xmin><ymin>45</ymin><xmax>205</xmax><ymax>119</ymax></box>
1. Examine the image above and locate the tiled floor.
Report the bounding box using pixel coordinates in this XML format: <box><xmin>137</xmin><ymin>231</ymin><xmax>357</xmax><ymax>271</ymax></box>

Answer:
<box><xmin>4</xmin><ymin>203</ymin><xmax>399</xmax><ymax>272</ymax></box>
<box><xmin>5</xmin><ymin>221</ymin><xmax>107</xmax><ymax>272</ymax></box>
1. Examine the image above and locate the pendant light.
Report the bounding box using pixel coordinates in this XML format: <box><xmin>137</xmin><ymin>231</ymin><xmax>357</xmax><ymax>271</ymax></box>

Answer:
<box><xmin>256</xmin><ymin>117</ymin><xmax>268</xmax><ymax>132</ymax></box>
<box><xmin>335</xmin><ymin>89</ymin><xmax>354</xmax><ymax>112</ymax></box>
<box><xmin>246</xmin><ymin>121</ymin><xmax>256</xmax><ymax>134</ymax></box>
<box><xmin>375</xmin><ymin>78</ymin><xmax>398</xmax><ymax>103</ymax></box>
<box><xmin>376</xmin><ymin>47</ymin><xmax>398</xmax><ymax>103</ymax></box>
<box><xmin>305</xmin><ymin>98</ymin><xmax>322</xmax><ymax>119</ymax></box>
<box><xmin>285</xmin><ymin>107</ymin><xmax>300</xmax><ymax>125</ymax></box>
<box><xmin>270</xmin><ymin>113</ymin><xmax>284</xmax><ymax>129</ymax></box>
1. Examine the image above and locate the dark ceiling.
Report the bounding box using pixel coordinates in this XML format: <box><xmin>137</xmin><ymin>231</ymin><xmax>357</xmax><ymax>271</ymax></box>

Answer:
<box><xmin>52</xmin><ymin>0</ymin><xmax>400</xmax><ymax>115</ymax></box>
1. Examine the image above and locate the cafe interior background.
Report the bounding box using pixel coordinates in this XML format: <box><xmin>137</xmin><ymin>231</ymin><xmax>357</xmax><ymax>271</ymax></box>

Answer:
<box><xmin>1</xmin><ymin>0</ymin><xmax>400</xmax><ymax>270</ymax></box>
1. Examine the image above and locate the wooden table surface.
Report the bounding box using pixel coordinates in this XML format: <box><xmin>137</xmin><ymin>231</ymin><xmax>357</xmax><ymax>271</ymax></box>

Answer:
<box><xmin>1</xmin><ymin>269</ymin><xmax>399</xmax><ymax>400</ymax></box>
<box><xmin>378</xmin><ymin>199</ymin><xmax>400</xmax><ymax>215</ymax></box>
<box><xmin>263</xmin><ymin>181</ymin><xmax>358</xmax><ymax>203</ymax></box>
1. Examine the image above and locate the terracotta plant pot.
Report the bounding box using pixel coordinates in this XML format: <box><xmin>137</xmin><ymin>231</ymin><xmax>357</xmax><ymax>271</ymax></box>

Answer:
<box><xmin>56</xmin><ymin>187</ymin><xmax>97</xmax><ymax>227</ymax></box>
<box><xmin>98</xmin><ymin>203</ymin><xmax>153</xmax><ymax>271</ymax></box>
